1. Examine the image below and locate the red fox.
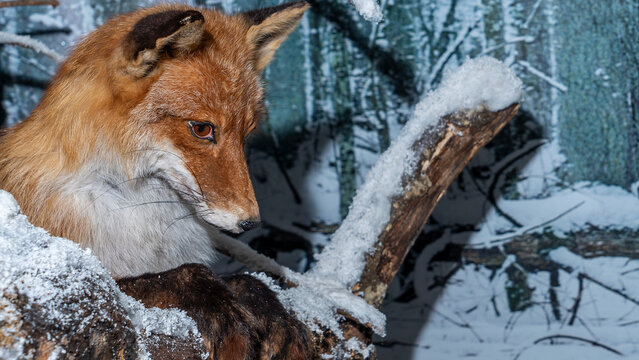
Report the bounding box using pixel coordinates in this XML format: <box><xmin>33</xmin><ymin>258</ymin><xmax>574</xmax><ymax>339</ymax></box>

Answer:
<box><xmin>0</xmin><ymin>1</ymin><xmax>308</xmax><ymax>279</ymax></box>
<box><xmin>1</xmin><ymin>2</ymin><xmax>314</xmax><ymax>358</ymax></box>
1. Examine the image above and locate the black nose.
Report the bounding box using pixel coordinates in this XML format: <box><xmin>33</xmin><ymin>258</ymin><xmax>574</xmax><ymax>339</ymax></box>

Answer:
<box><xmin>239</xmin><ymin>220</ymin><xmax>261</xmax><ymax>231</ymax></box>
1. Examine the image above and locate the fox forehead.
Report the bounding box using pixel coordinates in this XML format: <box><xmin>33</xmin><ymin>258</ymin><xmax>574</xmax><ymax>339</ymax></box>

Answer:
<box><xmin>145</xmin><ymin>53</ymin><xmax>265</xmax><ymax>136</ymax></box>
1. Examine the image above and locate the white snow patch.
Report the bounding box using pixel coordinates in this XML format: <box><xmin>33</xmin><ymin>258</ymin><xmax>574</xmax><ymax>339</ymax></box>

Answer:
<box><xmin>253</xmin><ymin>271</ymin><xmax>386</xmax><ymax>338</ymax></box>
<box><xmin>311</xmin><ymin>57</ymin><xmax>522</xmax><ymax>287</ymax></box>
<box><xmin>468</xmin><ymin>183</ymin><xmax>639</xmax><ymax>248</ymax></box>
<box><xmin>0</xmin><ymin>190</ymin><xmax>202</xmax><ymax>353</ymax></box>
<box><xmin>29</xmin><ymin>13</ymin><xmax>65</xmax><ymax>28</ymax></box>
<box><xmin>351</xmin><ymin>0</ymin><xmax>383</xmax><ymax>22</ymax></box>
<box><xmin>549</xmin><ymin>247</ymin><xmax>639</xmax><ymax>300</ymax></box>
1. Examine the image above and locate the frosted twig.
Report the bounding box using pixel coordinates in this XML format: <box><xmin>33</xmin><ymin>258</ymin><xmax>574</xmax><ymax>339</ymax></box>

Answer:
<box><xmin>0</xmin><ymin>31</ymin><xmax>64</xmax><ymax>62</ymax></box>
<box><xmin>212</xmin><ymin>232</ymin><xmax>296</xmax><ymax>279</ymax></box>
<box><xmin>0</xmin><ymin>0</ymin><xmax>58</xmax><ymax>8</ymax></box>
<box><xmin>519</xmin><ymin>60</ymin><xmax>568</xmax><ymax>92</ymax></box>
<box><xmin>479</xmin><ymin>36</ymin><xmax>535</xmax><ymax>56</ymax></box>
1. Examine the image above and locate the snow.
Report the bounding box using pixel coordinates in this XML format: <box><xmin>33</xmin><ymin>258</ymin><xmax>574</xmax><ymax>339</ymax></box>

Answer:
<box><xmin>254</xmin><ymin>271</ymin><xmax>386</xmax><ymax>337</ymax></box>
<box><xmin>466</xmin><ymin>183</ymin><xmax>639</xmax><ymax>249</ymax></box>
<box><xmin>350</xmin><ymin>0</ymin><xmax>383</xmax><ymax>23</ymax></box>
<box><xmin>0</xmin><ymin>190</ymin><xmax>203</xmax><ymax>355</ymax></box>
<box><xmin>549</xmin><ymin>247</ymin><xmax>639</xmax><ymax>301</ymax></box>
<box><xmin>378</xmin><ymin>254</ymin><xmax>639</xmax><ymax>359</ymax></box>
<box><xmin>311</xmin><ymin>57</ymin><xmax>523</xmax><ymax>287</ymax></box>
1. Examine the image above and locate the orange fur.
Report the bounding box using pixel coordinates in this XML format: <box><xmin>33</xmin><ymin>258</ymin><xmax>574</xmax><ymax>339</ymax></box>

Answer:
<box><xmin>0</xmin><ymin>2</ymin><xmax>309</xmax><ymax>277</ymax></box>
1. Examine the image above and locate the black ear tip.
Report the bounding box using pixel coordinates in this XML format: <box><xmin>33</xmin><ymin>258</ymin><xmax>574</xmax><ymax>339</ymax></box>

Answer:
<box><xmin>180</xmin><ymin>10</ymin><xmax>205</xmax><ymax>24</ymax></box>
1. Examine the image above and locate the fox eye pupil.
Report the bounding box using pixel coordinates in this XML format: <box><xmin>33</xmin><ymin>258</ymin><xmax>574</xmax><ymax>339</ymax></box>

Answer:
<box><xmin>194</xmin><ymin>125</ymin><xmax>208</xmax><ymax>135</ymax></box>
<box><xmin>188</xmin><ymin>121</ymin><xmax>216</xmax><ymax>143</ymax></box>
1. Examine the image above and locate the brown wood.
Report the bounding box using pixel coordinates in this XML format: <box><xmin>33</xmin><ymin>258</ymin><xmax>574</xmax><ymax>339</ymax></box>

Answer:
<box><xmin>356</xmin><ymin>104</ymin><xmax>520</xmax><ymax>308</ymax></box>
<box><xmin>0</xmin><ymin>0</ymin><xmax>59</xmax><ymax>9</ymax></box>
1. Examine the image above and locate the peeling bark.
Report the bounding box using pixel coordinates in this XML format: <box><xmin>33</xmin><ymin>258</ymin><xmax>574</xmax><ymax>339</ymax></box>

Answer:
<box><xmin>356</xmin><ymin>104</ymin><xmax>520</xmax><ymax>308</ymax></box>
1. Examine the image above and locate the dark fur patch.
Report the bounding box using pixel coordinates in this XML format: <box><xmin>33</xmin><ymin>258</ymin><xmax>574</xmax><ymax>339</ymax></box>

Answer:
<box><xmin>117</xmin><ymin>264</ymin><xmax>316</xmax><ymax>359</ymax></box>
<box><xmin>223</xmin><ymin>274</ymin><xmax>315</xmax><ymax>359</ymax></box>
<box><xmin>124</xmin><ymin>10</ymin><xmax>204</xmax><ymax>59</ymax></box>
<box><xmin>117</xmin><ymin>264</ymin><xmax>257</xmax><ymax>360</ymax></box>
<box><xmin>242</xmin><ymin>1</ymin><xmax>307</xmax><ymax>25</ymax></box>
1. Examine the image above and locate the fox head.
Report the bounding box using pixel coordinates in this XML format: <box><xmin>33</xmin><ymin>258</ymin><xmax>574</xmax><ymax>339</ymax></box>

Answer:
<box><xmin>114</xmin><ymin>2</ymin><xmax>308</xmax><ymax>233</ymax></box>
<box><xmin>0</xmin><ymin>2</ymin><xmax>308</xmax><ymax>276</ymax></box>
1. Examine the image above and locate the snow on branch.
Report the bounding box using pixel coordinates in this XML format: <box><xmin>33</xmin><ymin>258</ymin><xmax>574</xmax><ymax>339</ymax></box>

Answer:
<box><xmin>311</xmin><ymin>57</ymin><xmax>522</xmax><ymax>289</ymax></box>
<box><xmin>0</xmin><ymin>191</ymin><xmax>205</xmax><ymax>359</ymax></box>
<box><xmin>0</xmin><ymin>31</ymin><xmax>64</xmax><ymax>63</ymax></box>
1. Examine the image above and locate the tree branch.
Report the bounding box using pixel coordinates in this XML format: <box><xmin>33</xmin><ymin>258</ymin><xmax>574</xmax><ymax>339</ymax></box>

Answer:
<box><xmin>356</xmin><ymin>104</ymin><xmax>519</xmax><ymax>308</ymax></box>
<box><xmin>0</xmin><ymin>0</ymin><xmax>58</xmax><ymax>8</ymax></box>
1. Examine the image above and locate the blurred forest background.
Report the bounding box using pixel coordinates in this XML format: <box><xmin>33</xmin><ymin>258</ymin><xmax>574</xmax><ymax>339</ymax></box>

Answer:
<box><xmin>1</xmin><ymin>0</ymin><xmax>638</xmax><ymax>358</ymax></box>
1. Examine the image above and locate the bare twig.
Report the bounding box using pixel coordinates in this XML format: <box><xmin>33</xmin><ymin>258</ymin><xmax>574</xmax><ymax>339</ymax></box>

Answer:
<box><xmin>479</xmin><ymin>200</ymin><xmax>585</xmax><ymax>248</ymax></box>
<box><xmin>485</xmin><ymin>140</ymin><xmax>545</xmax><ymax>228</ymax></box>
<box><xmin>580</xmin><ymin>272</ymin><xmax>639</xmax><ymax>307</ymax></box>
<box><xmin>0</xmin><ymin>0</ymin><xmax>58</xmax><ymax>8</ymax></box>
<box><xmin>533</xmin><ymin>334</ymin><xmax>623</xmax><ymax>356</ymax></box>
<box><xmin>567</xmin><ymin>273</ymin><xmax>584</xmax><ymax>326</ymax></box>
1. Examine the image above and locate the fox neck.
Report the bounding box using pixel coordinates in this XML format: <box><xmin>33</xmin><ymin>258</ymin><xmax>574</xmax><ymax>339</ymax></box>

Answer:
<box><xmin>64</xmin><ymin>144</ymin><xmax>219</xmax><ymax>279</ymax></box>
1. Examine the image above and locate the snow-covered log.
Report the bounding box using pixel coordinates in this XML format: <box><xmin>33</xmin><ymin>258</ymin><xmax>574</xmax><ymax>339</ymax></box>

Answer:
<box><xmin>0</xmin><ymin>192</ymin><xmax>206</xmax><ymax>359</ymax></box>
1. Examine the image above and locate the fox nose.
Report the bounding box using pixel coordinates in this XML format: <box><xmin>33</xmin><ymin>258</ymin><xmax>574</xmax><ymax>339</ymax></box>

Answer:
<box><xmin>239</xmin><ymin>220</ymin><xmax>261</xmax><ymax>231</ymax></box>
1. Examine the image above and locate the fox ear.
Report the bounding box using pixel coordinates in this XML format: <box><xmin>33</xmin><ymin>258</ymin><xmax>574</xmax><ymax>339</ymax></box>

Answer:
<box><xmin>120</xmin><ymin>9</ymin><xmax>206</xmax><ymax>78</ymax></box>
<box><xmin>242</xmin><ymin>1</ymin><xmax>309</xmax><ymax>72</ymax></box>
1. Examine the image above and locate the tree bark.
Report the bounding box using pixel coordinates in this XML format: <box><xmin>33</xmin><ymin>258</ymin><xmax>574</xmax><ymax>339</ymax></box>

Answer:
<box><xmin>354</xmin><ymin>104</ymin><xmax>520</xmax><ymax>308</ymax></box>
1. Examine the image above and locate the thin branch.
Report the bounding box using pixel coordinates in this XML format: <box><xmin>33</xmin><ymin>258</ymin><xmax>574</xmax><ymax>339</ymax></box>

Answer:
<box><xmin>567</xmin><ymin>273</ymin><xmax>584</xmax><ymax>326</ymax></box>
<box><xmin>533</xmin><ymin>334</ymin><xmax>623</xmax><ymax>356</ymax></box>
<box><xmin>580</xmin><ymin>272</ymin><xmax>639</xmax><ymax>307</ymax></box>
<box><xmin>522</xmin><ymin>0</ymin><xmax>544</xmax><ymax>29</ymax></box>
<box><xmin>0</xmin><ymin>31</ymin><xmax>64</xmax><ymax>62</ymax></box>
<box><xmin>479</xmin><ymin>200</ymin><xmax>585</xmax><ymax>248</ymax></box>
<box><xmin>485</xmin><ymin>140</ymin><xmax>545</xmax><ymax>227</ymax></box>
<box><xmin>0</xmin><ymin>0</ymin><xmax>58</xmax><ymax>8</ymax></box>
<box><xmin>425</xmin><ymin>18</ymin><xmax>479</xmax><ymax>89</ymax></box>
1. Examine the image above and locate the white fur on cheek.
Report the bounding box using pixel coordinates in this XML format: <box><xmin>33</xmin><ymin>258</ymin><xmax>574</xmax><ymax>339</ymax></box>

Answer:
<box><xmin>58</xmin><ymin>138</ymin><xmax>238</xmax><ymax>278</ymax></box>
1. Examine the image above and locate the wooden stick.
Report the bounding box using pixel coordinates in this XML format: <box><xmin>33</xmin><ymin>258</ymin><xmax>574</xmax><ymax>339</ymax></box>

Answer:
<box><xmin>0</xmin><ymin>0</ymin><xmax>58</xmax><ymax>9</ymax></box>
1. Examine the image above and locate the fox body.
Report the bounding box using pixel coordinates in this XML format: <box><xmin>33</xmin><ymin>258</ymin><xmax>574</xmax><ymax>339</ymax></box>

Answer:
<box><xmin>0</xmin><ymin>2</ymin><xmax>308</xmax><ymax>278</ymax></box>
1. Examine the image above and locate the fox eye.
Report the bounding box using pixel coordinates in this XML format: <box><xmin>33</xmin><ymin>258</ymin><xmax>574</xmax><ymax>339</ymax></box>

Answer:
<box><xmin>188</xmin><ymin>121</ymin><xmax>216</xmax><ymax>143</ymax></box>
